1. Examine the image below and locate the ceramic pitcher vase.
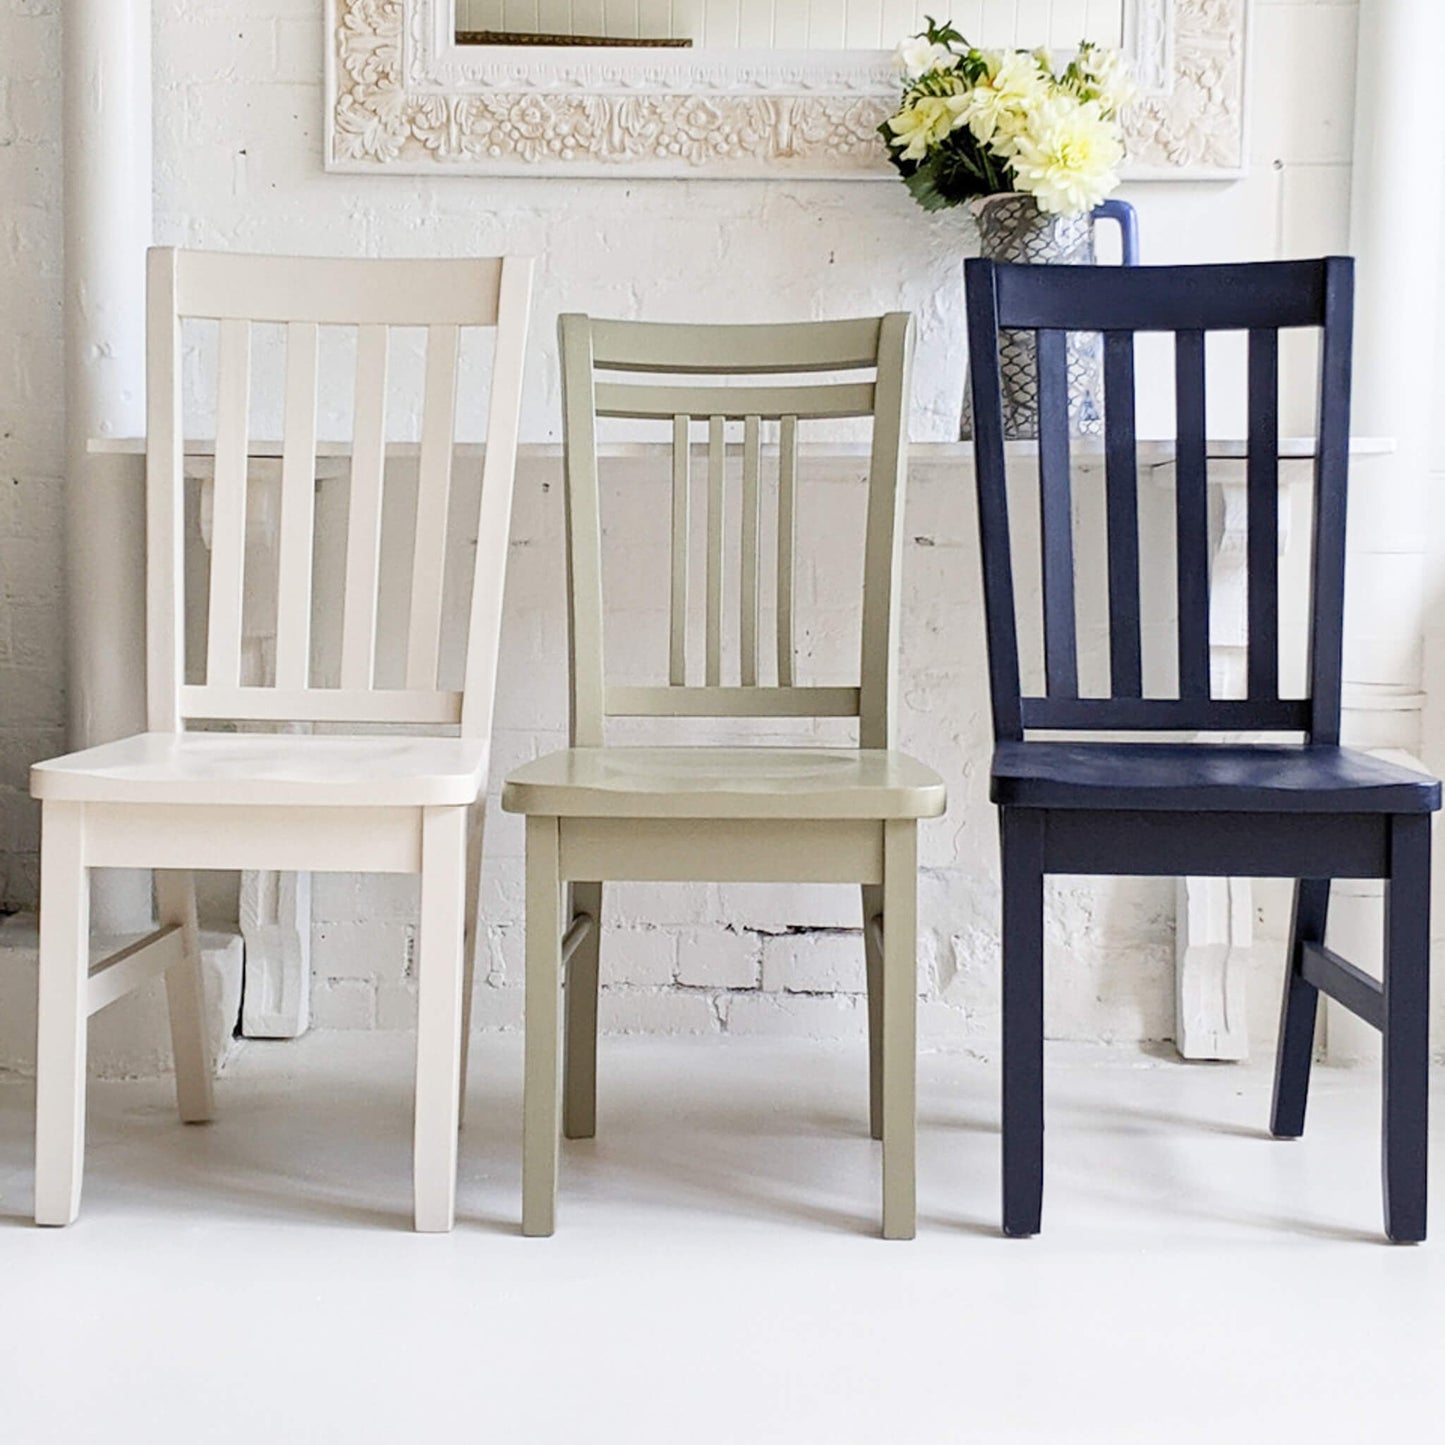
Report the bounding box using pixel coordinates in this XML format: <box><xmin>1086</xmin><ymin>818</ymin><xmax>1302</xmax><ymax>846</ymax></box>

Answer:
<box><xmin>962</xmin><ymin>192</ymin><xmax>1140</xmax><ymax>441</ymax></box>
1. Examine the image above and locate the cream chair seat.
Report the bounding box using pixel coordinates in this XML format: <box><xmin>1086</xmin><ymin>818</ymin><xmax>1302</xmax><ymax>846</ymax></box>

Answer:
<box><xmin>33</xmin><ymin>733</ymin><xmax>490</xmax><ymax>808</ymax></box>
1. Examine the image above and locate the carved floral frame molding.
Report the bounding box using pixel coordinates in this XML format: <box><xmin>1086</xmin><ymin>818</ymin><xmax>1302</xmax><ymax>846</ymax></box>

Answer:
<box><xmin>325</xmin><ymin>0</ymin><xmax>1248</xmax><ymax>180</ymax></box>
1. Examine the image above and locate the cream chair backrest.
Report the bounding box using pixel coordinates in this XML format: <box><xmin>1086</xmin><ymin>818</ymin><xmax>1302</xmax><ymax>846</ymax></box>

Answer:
<box><xmin>146</xmin><ymin>248</ymin><xmax>533</xmax><ymax>739</ymax></box>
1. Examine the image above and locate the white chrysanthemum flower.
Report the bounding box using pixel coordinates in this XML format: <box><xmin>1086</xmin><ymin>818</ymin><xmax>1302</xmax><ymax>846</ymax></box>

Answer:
<box><xmin>886</xmin><ymin>94</ymin><xmax>970</xmax><ymax>161</ymax></box>
<box><xmin>963</xmin><ymin>50</ymin><xmax>1049</xmax><ymax>148</ymax></box>
<box><xmin>1009</xmin><ymin>95</ymin><xmax>1125</xmax><ymax>214</ymax></box>
<box><xmin>1070</xmin><ymin>43</ymin><xmax>1137</xmax><ymax>116</ymax></box>
<box><xmin>894</xmin><ymin>37</ymin><xmax>961</xmax><ymax>81</ymax></box>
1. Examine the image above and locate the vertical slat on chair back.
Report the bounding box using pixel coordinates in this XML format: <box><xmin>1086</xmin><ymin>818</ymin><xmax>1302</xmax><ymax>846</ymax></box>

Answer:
<box><xmin>705</xmin><ymin>415</ymin><xmax>726</xmax><ymax>688</ymax></box>
<box><xmin>776</xmin><ymin>414</ymin><xmax>799</xmax><ymax>690</ymax></box>
<box><xmin>406</xmin><ymin>324</ymin><xmax>461</xmax><ymax>691</ymax></box>
<box><xmin>558</xmin><ymin>314</ymin><xmax>914</xmax><ymax>746</ymax></box>
<box><xmin>274</xmin><ymin>321</ymin><xmax>320</xmax><ymax>691</ymax></box>
<box><xmin>339</xmin><ymin>323</ymin><xmax>390</xmax><ymax>691</ymax></box>
<box><xmin>1102</xmin><ymin>329</ymin><xmax>1142</xmax><ymax>697</ymax></box>
<box><xmin>146</xmin><ymin>248</ymin><xmax>533</xmax><ymax>735</ymax></box>
<box><xmin>1246</xmin><ymin>327</ymin><xmax>1281</xmax><ymax>703</ymax></box>
<box><xmin>1035</xmin><ymin>328</ymin><xmax>1078</xmax><ymax>698</ymax></box>
<box><xmin>205</xmin><ymin>319</ymin><xmax>252</xmax><ymax>691</ymax></box>
<box><xmin>1173</xmin><ymin>328</ymin><xmax>1211</xmax><ymax>700</ymax></box>
<box><xmin>964</xmin><ymin>255</ymin><xmax>1354</xmax><ymax>742</ymax></box>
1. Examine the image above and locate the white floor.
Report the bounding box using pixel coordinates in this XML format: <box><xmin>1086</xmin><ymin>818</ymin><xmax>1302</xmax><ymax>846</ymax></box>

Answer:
<box><xmin>0</xmin><ymin>1036</ymin><xmax>1441</xmax><ymax>1444</ymax></box>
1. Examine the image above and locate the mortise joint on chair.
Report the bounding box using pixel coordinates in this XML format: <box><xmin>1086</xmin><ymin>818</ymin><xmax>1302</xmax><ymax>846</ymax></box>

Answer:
<box><xmin>559</xmin><ymin>912</ymin><xmax>596</xmax><ymax>975</ymax></box>
<box><xmin>867</xmin><ymin>914</ymin><xmax>885</xmax><ymax>957</ymax></box>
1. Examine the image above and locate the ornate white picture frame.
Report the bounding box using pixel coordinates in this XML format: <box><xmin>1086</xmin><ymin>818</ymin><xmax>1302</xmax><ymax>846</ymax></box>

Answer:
<box><xmin>326</xmin><ymin>1</ymin><xmax>1247</xmax><ymax>180</ymax></box>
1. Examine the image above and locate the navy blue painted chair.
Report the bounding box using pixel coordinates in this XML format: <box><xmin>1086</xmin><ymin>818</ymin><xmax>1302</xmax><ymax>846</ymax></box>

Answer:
<box><xmin>964</xmin><ymin>255</ymin><xmax>1440</xmax><ymax>1242</ymax></box>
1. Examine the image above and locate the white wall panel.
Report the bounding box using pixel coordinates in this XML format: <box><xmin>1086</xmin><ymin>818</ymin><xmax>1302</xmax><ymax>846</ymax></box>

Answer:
<box><xmin>458</xmin><ymin>0</ymin><xmax>1126</xmax><ymax>46</ymax></box>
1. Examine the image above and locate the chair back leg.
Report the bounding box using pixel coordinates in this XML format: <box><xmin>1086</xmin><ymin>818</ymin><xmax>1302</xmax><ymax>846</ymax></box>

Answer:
<box><xmin>1383</xmin><ymin>814</ymin><xmax>1431</xmax><ymax>1243</ymax></box>
<box><xmin>457</xmin><ymin>801</ymin><xmax>486</xmax><ymax>1129</ymax></box>
<box><xmin>861</xmin><ymin>883</ymin><xmax>885</xmax><ymax>1142</ymax></box>
<box><xmin>1270</xmin><ymin>878</ymin><xmax>1330</xmax><ymax>1139</ymax></box>
<box><xmin>1001</xmin><ymin>808</ymin><xmax>1046</xmax><ymax>1238</ymax></box>
<box><xmin>156</xmin><ymin>870</ymin><xmax>215</xmax><ymax>1124</ymax></box>
<box><xmin>563</xmin><ymin>881</ymin><xmax>603</xmax><ymax>1141</ymax></box>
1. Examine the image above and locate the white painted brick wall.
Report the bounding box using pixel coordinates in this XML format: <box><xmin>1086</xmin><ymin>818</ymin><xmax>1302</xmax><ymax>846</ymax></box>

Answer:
<box><xmin>10</xmin><ymin>1</ymin><xmax>1439</xmax><ymax>1066</ymax></box>
<box><xmin>0</xmin><ymin>0</ymin><xmax>66</xmax><ymax>910</ymax></box>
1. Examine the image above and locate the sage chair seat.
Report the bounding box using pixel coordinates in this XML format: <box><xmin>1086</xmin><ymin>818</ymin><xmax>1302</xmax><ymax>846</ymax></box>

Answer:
<box><xmin>504</xmin><ymin>746</ymin><xmax>946</xmax><ymax>820</ymax></box>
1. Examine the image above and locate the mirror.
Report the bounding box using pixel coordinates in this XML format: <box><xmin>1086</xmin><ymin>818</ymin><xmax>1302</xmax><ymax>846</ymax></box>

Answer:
<box><xmin>327</xmin><ymin>1</ymin><xmax>1244</xmax><ymax>180</ymax></box>
<box><xmin>454</xmin><ymin>2</ymin><xmax>1124</xmax><ymax>51</ymax></box>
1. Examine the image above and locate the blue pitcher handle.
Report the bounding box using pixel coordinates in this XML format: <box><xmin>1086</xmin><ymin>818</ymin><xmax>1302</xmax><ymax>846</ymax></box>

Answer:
<box><xmin>1090</xmin><ymin>198</ymin><xmax>1139</xmax><ymax>266</ymax></box>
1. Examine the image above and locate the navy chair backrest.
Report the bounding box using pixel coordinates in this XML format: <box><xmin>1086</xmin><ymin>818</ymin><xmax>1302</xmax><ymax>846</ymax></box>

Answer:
<box><xmin>965</xmin><ymin>256</ymin><xmax>1355</xmax><ymax>745</ymax></box>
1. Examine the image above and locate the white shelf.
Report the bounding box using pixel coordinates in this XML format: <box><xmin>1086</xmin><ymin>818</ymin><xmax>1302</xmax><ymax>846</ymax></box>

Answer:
<box><xmin>89</xmin><ymin>437</ymin><xmax>1396</xmax><ymax>463</ymax></box>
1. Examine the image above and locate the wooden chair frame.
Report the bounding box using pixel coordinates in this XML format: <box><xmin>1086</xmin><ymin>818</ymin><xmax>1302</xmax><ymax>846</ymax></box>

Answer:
<box><xmin>502</xmin><ymin>312</ymin><xmax>946</xmax><ymax>1239</ymax></box>
<box><xmin>31</xmin><ymin>248</ymin><xmax>533</xmax><ymax>1231</ymax></box>
<box><xmin>966</xmin><ymin>255</ymin><xmax>1439</xmax><ymax>1242</ymax></box>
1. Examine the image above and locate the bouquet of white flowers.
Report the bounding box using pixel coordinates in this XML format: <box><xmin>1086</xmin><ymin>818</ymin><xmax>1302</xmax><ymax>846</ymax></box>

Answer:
<box><xmin>881</xmin><ymin>18</ymin><xmax>1134</xmax><ymax>217</ymax></box>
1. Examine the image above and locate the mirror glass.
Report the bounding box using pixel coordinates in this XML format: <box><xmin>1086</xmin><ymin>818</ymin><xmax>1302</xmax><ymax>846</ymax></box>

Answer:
<box><xmin>455</xmin><ymin>2</ymin><xmax>1125</xmax><ymax>50</ymax></box>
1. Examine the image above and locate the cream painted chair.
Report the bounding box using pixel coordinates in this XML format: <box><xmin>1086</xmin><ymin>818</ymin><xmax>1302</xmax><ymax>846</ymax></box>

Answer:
<box><xmin>502</xmin><ymin>314</ymin><xmax>945</xmax><ymax>1239</ymax></box>
<box><xmin>30</xmin><ymin>248</ymin><xmax>532</xmax><ymax>1231</ymax></box>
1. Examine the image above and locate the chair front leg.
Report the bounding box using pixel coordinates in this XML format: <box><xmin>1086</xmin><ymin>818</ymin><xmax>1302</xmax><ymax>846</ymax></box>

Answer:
<box><xmin>522</xmin><ymin>816</ymin><xmax>564</xmax><ymax>1236</ymax></box>
<box><xmin>35</xmin><ymin>802</ymin><xmax>90</xmax><ymax>1227</ymax></box>
<box><xmin>861</xmin><ymin>883</ymin><xmax>884</xmax><ymax>1143</ymax></box>
<box><xmin>155</xmin><ymin>870</ymin><xmax>215</xmax><ymax>1124</ymax></box>
<box><xmin>880</xmin><ymin>821</ymin><xmax>918</xmax><ymax>1240</ymax></box>
<box><xmin>1383</xmin><ymin>814</ymin><xmax>1430</xmax><ymax>1244</ymax></box>
<box><xmin>1270</xmin><ymin>878</ymin><xmax>1329</xmax><ymax>1139</ymax></box>
<box><xmin>563</xmin><ymin>881</ymin><xmax>603</xmax><ymax>1141</ymax></box>
<box><xmin>413</xmin><ymin>805</ymin><xmax>469</xmax><ymax>1233</ymax></box>
<box><xmin>1001</xmin><ymin>808</ymin><xmax>1045</xmax><ymax>1238</ymax></box>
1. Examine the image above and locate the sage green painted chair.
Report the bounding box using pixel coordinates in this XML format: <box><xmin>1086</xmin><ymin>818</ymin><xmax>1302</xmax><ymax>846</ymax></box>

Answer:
<box><xmin>501</xmin><ymin>313</ymin><xmax>946</xmax><ymax>1238</ymax></box>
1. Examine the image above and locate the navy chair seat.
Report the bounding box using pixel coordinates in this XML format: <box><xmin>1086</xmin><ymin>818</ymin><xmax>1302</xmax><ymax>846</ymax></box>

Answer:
<box><xmin>991</xmin><ymin>741</ymin><xmax>1441</xmax><ymax>814</ymax></box>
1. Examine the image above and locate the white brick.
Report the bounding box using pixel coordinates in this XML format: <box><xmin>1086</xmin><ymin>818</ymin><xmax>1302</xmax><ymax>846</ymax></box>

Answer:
<box><xmin>161</xmin><ymin>17</ymin><xmax>275</xmax><ymax>83</ymax></box>
<box><xmin>311</xmin><ymin>919</ymin><xmax>414</xmax><ymax>983</ymax></box>
<box><xmin>599</xmin><ymin>986</ymin><xmax>720</xmax><ymax>1036</ymax></box>
<box><xmin>760</xmin><ymin>930</ymin><xmax>866</xmax><ymax>995</ymax></box>
<box><xmin>602</xmin><ymin>927</ymin><xmax>676</xmax><ymax>987</ymax></box>
<box><xmin>723</xmin><ymin>992</ymin><xmax>867</xmax><ymax>1041</ymax></box>
<box><xmin>713</xmin><ymin>882</ymin><xmax>861</xmax><ymax>931</ymax></box>
<box><xmin>469</xmin><ymin>982</ymin><xmax>525</xmax><ymax>1033</ymax></box>
<box><xmin>375</xmin><ymin>981</ymin><xmax>416</xmax><ymax>1032</ymax></box>
<box><xmin>310</xmin><ymin>978</ymin><xmax>376</xmax><ymax>1031</ymax></box>
<box><xmin>674</xmin><ymin>926</ymin><xmax>759</xmax><ymax>989</ymax></box>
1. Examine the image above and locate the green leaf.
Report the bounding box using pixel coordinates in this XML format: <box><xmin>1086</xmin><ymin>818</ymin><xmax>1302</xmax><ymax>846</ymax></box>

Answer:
<box><xmin>902</xmin><ymin>164</ymin><xmax>957</xmax><ymax>213</ymax></box>
<box><xmin>922</xmin><ymin>15</ymin><xmax>968</xmax><ymax>50</ymax></box>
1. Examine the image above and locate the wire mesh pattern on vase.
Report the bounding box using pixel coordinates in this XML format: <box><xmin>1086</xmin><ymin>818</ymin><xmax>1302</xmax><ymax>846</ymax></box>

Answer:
<box><xmin>961</xmin><ymin>192</ymin><xmax>1105</xmax><ymax>442</ymax></box>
